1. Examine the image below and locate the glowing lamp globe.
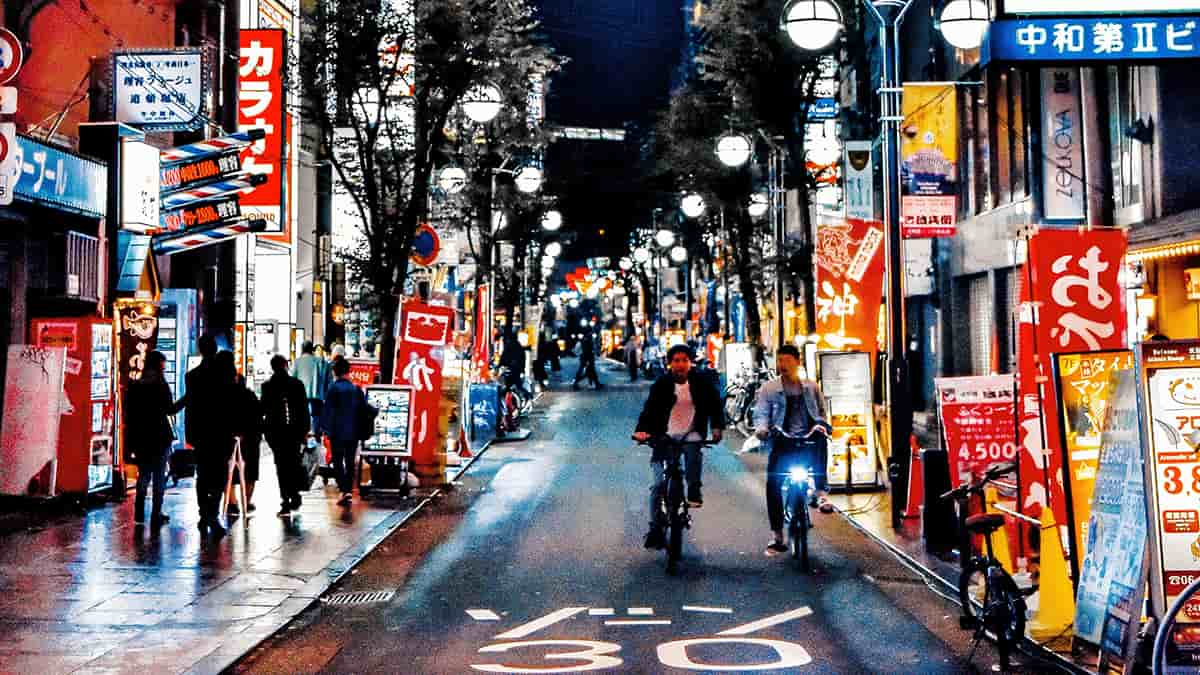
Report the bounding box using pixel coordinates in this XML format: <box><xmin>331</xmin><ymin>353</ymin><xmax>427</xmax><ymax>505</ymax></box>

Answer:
<box><xmin>462</xmin><ymin>82</ymin><xmax>503</xmax><ymax>123</ymax></box>
<box><xmin>541</xmin><ymin>209</ymin><xmax>563</xmax><ymax>231</ymax></box>
<box><xmin>655</xmin><ymin>229</ymin><xmax>676</xmax><ymax>248</ymax></box>
<box><xmin>715</xmin><ymin>132</ymin><xmax>753</xmax><ymax>167</ymax></box>
<box><xmin>438</xmin><ymin>166</ymin><xmax>467</xmax><ymax>194</ymax></box>
<box><xmin>748</xmin><ymin>192</ymin><xmax>769</xmax><ymax>218</ymax></box>
<box><xmin>514</xmin><ymin>165</ymin><xmax>543</xmax><ymax>194</ymax></box>
<box><xmin>669</xmin><ymin>245</ymin><xmax>688</xmax><ymax>264</ymax></box>
<box><xmin>618</xmin><ymin>257</ymin><xmax>633</xmax><ymax>271</ymax></box>
<box><xmin>633</xmin><ymin>247</ymin><xmax>651</xmax><ymax>264</ymax></box>
<box><xmin>541</xmin><ymin>255</ymin><xmax>555</xmax><ymax>269</ymax></box>
<box><xmin>940</xmin><ymin>0</ymin><xmax>989</xmax><ymax>50</ymax></box>
<box><xmin>544</xmin><ymin>241</ymin><xmax>563</xmax><ymax>257</ymax></box>
<box><xmin>781</xmin><ymin>0</ymin><xmax>843</xmax><ymax>52</ymax></box>
<box><xmin>680</xmin><ymin>193</ymin><xmax>706</xmax><ymax>219</ymax></box>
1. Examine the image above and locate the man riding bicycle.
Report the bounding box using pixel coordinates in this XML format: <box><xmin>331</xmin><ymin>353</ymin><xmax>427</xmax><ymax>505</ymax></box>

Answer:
<box><xmin>754</xmin><ymin>344</ymin><xmax>832</xmax><ymax>556</ymax></box>
<box><xmin>634</xmin><ymin>344</ymin><xmax>724</xmax><ymax>549</ymax></box>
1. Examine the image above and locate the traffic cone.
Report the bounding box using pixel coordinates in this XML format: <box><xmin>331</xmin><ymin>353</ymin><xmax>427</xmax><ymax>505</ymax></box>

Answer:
<box><xmin>1027</xmin><ymin>509</ymin><xmax>1075</xmax><ymax>644</ymax></box>
<box><xmin>983</xmin><ymin>487</ymin><xmax>1015</xmax><ymax>575</ymax></box>
<box><xmin>903</xmin><ymin>438</ymin><xmax>924</xmax><ymax>519</ymax></box>
<box><xmin>457</xmin><ymin>425</ymin><xmax>473</xmax><ymax>459</ymax></box>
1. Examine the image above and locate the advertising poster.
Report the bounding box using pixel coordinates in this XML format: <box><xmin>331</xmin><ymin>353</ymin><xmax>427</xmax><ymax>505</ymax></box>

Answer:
<box><xmin>814</xmin><ymin>217</ymin><xmax>885</xmax><ymax>353</ymax></box>
<box><xmin>935</xmin><ymin>375</ymin><xmax>1018</xmax><ymax>488</ymax></box>
<box><xmin>843</xmin><ymin>141</ymin><xmax>874</xmax><ymax>224</ymax></box>
<box><xmin>1055</xmin><ymin>350</ymin><xmax>1133</xmax><ymax>579</ymax></box>
<box><xmin>393</xmin><ymin>301</ymin><xmax>456</xmax><ymax>472</ymax></box>
<box><xmin>1073</xmin><ymin>368</ymin><xmax>1148</xmax><ymax>648</ymax></box>
<box><xmin>900</xmin><ymin>83</ymin><xmax>957</xmax><ymax>238</ymax></box>
<box><xmin>819</xmin><ymin>351</ymin><xmax>878</xmax><ymax>488</ymax></box>
<box><xmin>347</xmin><ymin>358</ymin><xmax>382</xmax><ymax>388</ymax></box>
<box><xmin>0</xmin><ymin>346</ymin><xmax>66</xmax><ymax>496</ymax></box>
<box><xmin>363</xmin><ymin>385</ymin><xmax>413</xmax><ymax>453</ymax></box>
<box><xmin>468</xmin><ymin>383</ymin><xmax>500</xmax><ymax>449</ymax></box>
<box><xmin>1142</xmin><ymin>340</ymin><xmax>1200</xmax><ymax>669</ymax></box>
<box><xmin>1040</xmin><ymin>68</ymin><xmax>1086</xmax><ymax>223</ymax></box>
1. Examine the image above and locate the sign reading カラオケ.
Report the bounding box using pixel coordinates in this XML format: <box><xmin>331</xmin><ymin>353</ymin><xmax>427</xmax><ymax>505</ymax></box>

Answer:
<box><xmin>238</xmin><ymin>30</ymin><xmax>285</xmax><ymax>235</ymax></box>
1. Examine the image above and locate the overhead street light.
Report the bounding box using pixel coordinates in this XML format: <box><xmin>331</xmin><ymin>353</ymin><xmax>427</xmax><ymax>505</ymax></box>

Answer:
<box><xmin>544</xmin><ymin>241</ymin><xmax>563</xmax><ymax>257</ymax></box>
<box><xmin>669</xmin><ymin>245</ymin><xmax>688</xmax><ymax>264</ymax></box>
<box><xmin>748</xmin><ymin>192</ymin><xmax>769</xmax><ymax>218</ymax></box>
<box><xmin>655</xmin><ymin>229</ymin><xmax>676</xmax><ymax>248</ymax></box>
<box><xmin>514</xmin><ymin>165</ymin><xmax>543</xmax><ymax>194</ymax></box>
<box><xmin>541</xmin><ymin>209</ymin><xmax>563</xmax><ymax>231</ymax></box>
<box><xmin>619</xmin><ymin>257</ymin><xmax>633</xmax><ymax>271</ymax></box>
<box><xmin>633</xmin><ymin>247</ymin><xmax>651</xmax><ymax>264</ymax></box>
<box><xmin>680</xmin><ymin>193</ymin><xmax>706</xmax><ymax>219</ymax></box>
<box><xmin>781</xmin><ymin>0</ymin><xmax>843</xmax><ymax>51</ymax></box>
<box><xmin>438</xmin><ymin>165</ymin><xmax>467</xmax><ymax>194</ymax></box>
<box><xmin>939</xmin><ymin>0</ymin><xmax>989</xmax><ymax>50</ymax></box>
<box><xmin>462</xmin><ymin>82</ymin><xmax>503</xmax><ymax>123</ymax></box>
<box><xmin>715</xmin><ymin>132</ymin><xmax>753</xmax><ymax>167</ymax></box>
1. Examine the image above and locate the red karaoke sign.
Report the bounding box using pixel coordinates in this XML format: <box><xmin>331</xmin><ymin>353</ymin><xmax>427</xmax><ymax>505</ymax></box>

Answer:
<box><xmin>393</xmin><ymin>301</ymin><xmax>456</xmax><ymax>467</ymax></box>
<box><xmin>237</xmin><ymin>29</ymin><xmax>285</xmax><ymax>233</ymax></box>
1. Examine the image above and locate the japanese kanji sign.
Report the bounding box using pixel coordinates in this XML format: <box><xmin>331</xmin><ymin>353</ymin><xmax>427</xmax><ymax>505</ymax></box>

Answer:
<box><xmin>900</xmin><ymin>83</ymin><xmax>957</xmax><ymax>238</ymax></box>
<box><xmin>393</xmin><ymin>301</ymin><xmax>457</xmax><ymax>470</ymax></box>
<box><xmin>814</xmin><ymin>218</ymin><xmax>885</xmax><ymax>353</ymax></box>
<box><xmin>238</xmin><ymin>30</ymin><xmax>285</xmax><ymax>234</ymax></box>
<box><xmin>111</xmin><ymin>50</ymin><xmax>204</xmax><ymax>131</ymax></box>
<box><xmin>936</xmin><ymin>375</ymin><xmax>1019</xmax><ymax>489</ymax></box>
<box><xmin>986</xmin><ymin>16</ymin><xmax>1200</xmax><ymax>63</ymax></box>
<box><xmin>1004</xmin><ymin>0</ymin><xmax>1200</xmax><ymax>15</ymax></box>
<box><xmin>159</xmin><ymin>195</ymin><xmax>241</xmax><ymax>233</ymax></box>
<box><xmin>1030</xmin><ymin>229</ymin><xmax>1127</xmax><ymax>354</ymax></box>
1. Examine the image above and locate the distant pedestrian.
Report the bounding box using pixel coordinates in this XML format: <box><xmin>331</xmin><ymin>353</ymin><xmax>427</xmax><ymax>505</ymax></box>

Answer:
<box><xmin>573</xmin><ymin>332</ymin><xmax>603</xmax><ymax>390</ymax></box>
<box><xmin>291</xmin><ymin>340</ymin><xmax>333</xmax><ymax>438</ymax></box>
<box><xmin>125</xmin><ymin>350</ymin><xmax>175</xmax><ymax>529</ymax></box>
<box><xmin>262</xmin><ymin>354</ymin><xmax>311</xmax><ymax>517</ymax></box>
<box><xmin>175</xmin><ymin>335</ymin><xmax>228</xmax><ymax>538</ymax></box>
<box><xmin>624</xmin><ymin>335</ymin><xmax>641</xmax><ymax>382</ymax></box>
<box><xmin>321</xmin><ymin>357</ymin><xmax>370</xmax><ymax>506</ymax></box>
<box><xmin>547</xmin><ymin>335</ymin><xmax>562</xmax><ymax>372</ymax></box>
<box><xmin>225</xmin><ymin>369</ymin><xmax>263</xmax><ymax>516</ymax></box>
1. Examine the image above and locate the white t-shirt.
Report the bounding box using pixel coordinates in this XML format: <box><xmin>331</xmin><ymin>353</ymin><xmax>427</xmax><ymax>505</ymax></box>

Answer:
<box><xmin>667</xmin><ymin>381</ymin><xmax>701</xmax><ymax>441</ymax></box>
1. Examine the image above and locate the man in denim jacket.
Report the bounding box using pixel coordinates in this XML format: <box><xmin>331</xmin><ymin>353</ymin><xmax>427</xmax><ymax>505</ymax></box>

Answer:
<box><xmin>754</xmin><ymin>345</ymin><xmax>833</xmax><ymax>555</ymax></box>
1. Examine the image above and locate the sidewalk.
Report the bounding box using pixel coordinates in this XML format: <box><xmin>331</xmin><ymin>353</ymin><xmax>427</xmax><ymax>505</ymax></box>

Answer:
<box><xmin>0</xmin><ymin>446</ymin><xmax>433</xmax><ymax>675</ymax></box>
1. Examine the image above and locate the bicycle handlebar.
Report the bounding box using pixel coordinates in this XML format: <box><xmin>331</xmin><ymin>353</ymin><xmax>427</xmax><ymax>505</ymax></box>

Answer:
<box><xmin>939</xmin><ymin>461</ymin><xmax>1018</xmax><ymax>501</ymax></box>
<box><xmin>769</xmin><ymin>426</ymin><xmax>829</xmax><ymax>440</ymax></box>
<box><xmin>633</xmin><ymin>434</ymin><xmax>718</xmax><ymax>448</ymax></box>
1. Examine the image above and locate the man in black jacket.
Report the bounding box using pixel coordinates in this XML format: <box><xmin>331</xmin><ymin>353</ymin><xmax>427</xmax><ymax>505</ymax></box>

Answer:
<box><xmin>175</xmin><ymin>334</ymin><xmax>226</xmax><ymax>537</ymax></box>
<box><xmin>633</xmin><ymin>344</ymin><xmax>725</xmax><ymax>548</ymax></box>
<box><xmin>261</xmin><ymin>355</ymin><xmax>311</xmax><ymax>517</ymax></box>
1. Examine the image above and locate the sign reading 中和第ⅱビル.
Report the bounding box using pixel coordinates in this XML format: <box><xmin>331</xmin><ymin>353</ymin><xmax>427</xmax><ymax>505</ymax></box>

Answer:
<box><xmin>111</xmin><ymin>50</ymin><xmax>205</xmax><ymax>131</ymax></box>
<box><xmin>985</xmin><ymin>16</ymin><xmax>1200</xmax><ymax>63</ymax></box>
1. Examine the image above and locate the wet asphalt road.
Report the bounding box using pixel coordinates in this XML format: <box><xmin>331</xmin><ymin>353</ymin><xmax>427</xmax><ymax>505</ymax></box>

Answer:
<box><xmin>237</xmin><ymin>362</ymin><xmax>1010</xmax><ymax>673</ymax></box>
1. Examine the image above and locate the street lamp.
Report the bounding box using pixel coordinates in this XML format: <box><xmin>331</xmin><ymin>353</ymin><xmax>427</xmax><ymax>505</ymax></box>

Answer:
<box><xmin>781</xmin><ymin>0</ymin><xmax>843</xmax><ymax>51</ymax></box>
<box><xmin>655</xmin><ymin>229</ymin><xmax>676</xmax><ymax>248</ymax></box>
<box><xmin>544</xmin><ymin>241</ymin><xmax>563</xmax><ymax>258</ymax></box>
<box><xmin>633</xmin><ymin>246</ymin><xmax>651</xmax><ymax>264</ymax></box>
<box><xmin>748</xmin><ymin>192</ymin><xmax>770</xmax><ymax>218</ymax></box>
<box><xmin>715</xmin><ymin>132</ymin><xmax>753</xmax><ymax>168</ymax></box>
<box><xmin>462</xmin><ymin>82</ymin><xmax>504</xmax><ymax>123</ymax></box>
<box><xmin>939</xmin><ymin>0</ymin><xmax>989</xmax><ymax>50</ymax></box>
<box><xmin>438</xmin><ymin>165</ymin><xmax>467</xmax><ymax>194</ymax></box>
<box><xmin>514</xmin><ymin>165</ymin><xmax>543</xmax><ymax>194</ymax></box>
<box><xmin>669</xmin><ymin>245</ymin><xmax>688</xmax><ymax>264</ymax></box>
<box><xmin>680</xmin><ymin>193</ymin><xmax>706</xmax><ymax>219</ymax></box>
<box><xmin>541</xmin><ymin>209</ymin><xmax>563</xmax><ymax>232</ymax></box>
<box><xmin>619</xmin><ymin>257</ymin><xmax>633</xmax><ymax>271</ymax></box>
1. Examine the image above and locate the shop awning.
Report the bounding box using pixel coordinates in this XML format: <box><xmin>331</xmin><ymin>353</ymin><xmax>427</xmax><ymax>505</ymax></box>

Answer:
<box><xmin>115</xmin><ymin>231</ymin><xmax>160</xmax><ymax>298</ymax></box>
<box><xmin>1125</xmin><ymin>207</ymin><xmax>1200</xmax><ymax>261</ymax></box>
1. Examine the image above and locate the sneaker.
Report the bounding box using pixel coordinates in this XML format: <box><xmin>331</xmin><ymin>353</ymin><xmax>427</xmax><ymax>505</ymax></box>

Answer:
<box><xmin>226</xmin><ymin>502</ymin><xmax>241</xmax><ymax>516</ymax></box>
<box><xmin>207</xmin><ymin>522</ymin><xmax>227</xmax><ymax>539</ymax></box>
<box><xmin>687</xmin><ymin>493</ymin><xmax>703</xmax><ymax>508</ymax></box>
<box><xmin>644</xmin><ymin>527</ymin><xmax>666</xmax><ymax>550</ymax></box>
<box><xmin>818</xmin><ymin>499</ymin><xmax>835</xmax><ymax>514</ymax></box>
<box><xmin>338</xmin><ymin>493</ymin><xmax>352</xmax><ymax>506</ymax></box>
<box><xmin>765</xmin><ymin>541</ymin><xmax>789</xmax><ymax>556</ymax></box>
<box><xmin>808</xmin><ymin>493</ymin><xmax>819</xmax><ymax>508</ymax></box>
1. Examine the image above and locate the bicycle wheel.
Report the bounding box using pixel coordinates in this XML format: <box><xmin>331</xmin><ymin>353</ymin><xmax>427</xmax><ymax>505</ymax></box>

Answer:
<box><xmin>960</xmin><ymin>562</ymin><xmax>1026</xmax><ymax>649</ymax></box>
<box><xmin>787</xmin><ymin>488</ymin><xmax>809</xmax><ymax>570</ymax></box>
<box><xmin>666</xmin><ymin>476</ymin><xmax>685</xmax><ymax>572</ymax></box>
<box><xmin>958</xmin><ymin>559</ymin><xmax>990</xmax><ymax>627</ymax></box>
<box><xmin>724</xmin><ymin>387</ymin><xmax>745</xmax><ymax>425</ymax></box>
<box><xmin>1153</xmin><ymin>575</ymin><xmax>1200</xmax><ymax>674</ymax></box>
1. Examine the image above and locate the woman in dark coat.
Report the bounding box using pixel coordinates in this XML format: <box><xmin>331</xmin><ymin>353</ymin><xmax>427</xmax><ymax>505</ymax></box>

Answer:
<box><xmin>225</xmin><ymin>365</ymin><xmax>263</xmax><ymax>515</ymax></box>
<box><xmin>125</xmin><ymin>351</ymin><xmax>175</xmax><ymax>528</ymax></box>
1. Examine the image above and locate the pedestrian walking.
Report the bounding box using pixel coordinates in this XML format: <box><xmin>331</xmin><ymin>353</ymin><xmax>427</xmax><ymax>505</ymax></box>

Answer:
<box><xmin>225</xmin><ymin>369</ymin><xmax>263</xmax><ymax>516</ymax></box>
<box><xmin>124</xmin><ymin>350</ymin><xmax>175</xmax><ymax>529</ymax></box>
<box><xmin>292</xmin><ymin>340</ymin><xmax>332</xmax><ymax>437</ymax></box>
<box><xmin>262</xmin><ymin>354</ymin><xmax>311</xmax><ymax>517</ymax></box>
<box><xmin>175</xmin><ymin>335</ymin><xmax>228</xmax><ymax>538</ymax></box>
<box><xmin>624</xmin><ymin>335</ymin><xmax>641</xmax><ymax>382</ymax></box>
<box><xmin>321</xmin><ymin>356</ymin><xmax>370</xmax><ymax>506</ymax></box>
<box><xmin>573</xmin><ymin>332</ymin><xmax>603</xmax><ymax>390</ymax></box>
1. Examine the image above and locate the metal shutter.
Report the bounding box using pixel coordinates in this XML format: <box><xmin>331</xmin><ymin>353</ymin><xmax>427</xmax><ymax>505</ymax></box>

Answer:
<box><xmin>994</xmin><ymin>267</ymin><xmax>1020</xmax><ymax>374</ymax></box>
<box><xmin>968</xmin><ymin>273</ymin><xmax>994</xmax><ymax>376</ymax></box>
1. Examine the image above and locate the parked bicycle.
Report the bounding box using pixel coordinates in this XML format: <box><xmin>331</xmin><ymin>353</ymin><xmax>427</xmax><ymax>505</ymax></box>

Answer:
<box><xmin>636</xmin><ymin>434</ymin><xmax>716</xmax><ymax>575</ymax></box>
<box><xmin>941</xmin><ymin>461</ymin><xmax>1032</xmax><ymax>671</ymax></box>
<box><xmin>723</xmin><ymin>364</ymin><xmax>771</xmax><ymax>435</ymax></box>
<box><xmin>496</xmin><ymin>366</ymin><xmax>533</xmax><ymax>436</ymax></box>
<box><xmin>772</xmin><ymin>427</ymin><xmax>817</xmax><ymax>572</ymax></box>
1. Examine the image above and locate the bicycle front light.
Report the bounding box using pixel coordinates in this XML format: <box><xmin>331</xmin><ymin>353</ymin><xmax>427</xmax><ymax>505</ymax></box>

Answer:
<box><xmin>789</xmin><ymin>467</ymin><xmax>810</xmax><ymax>483</ymax></box>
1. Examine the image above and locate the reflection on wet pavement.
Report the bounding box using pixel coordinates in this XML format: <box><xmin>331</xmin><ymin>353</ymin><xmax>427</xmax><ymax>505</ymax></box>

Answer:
<box><xmin>0</xmin><ymin>446</ymin><xmax>420</xmax><ymax>675</ymax></box>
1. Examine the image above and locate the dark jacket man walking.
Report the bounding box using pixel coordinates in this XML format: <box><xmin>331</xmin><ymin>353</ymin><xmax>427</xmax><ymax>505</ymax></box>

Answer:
<box><xmin>175</xmin><ymin>335</ymin><xmax>229</xmax><ymax>537</ymax></box>
<box><xmin>125</xmin><ymin>350</ymin><xmax>175</xmax><ymax>529</ymax></box>
<box><xmin>261</xmin><ymin>354</ymin><xmax>311</xmax><ymax>517</ymax></box>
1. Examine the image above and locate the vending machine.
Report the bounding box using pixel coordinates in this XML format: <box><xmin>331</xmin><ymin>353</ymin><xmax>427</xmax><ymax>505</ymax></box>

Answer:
<box><xmin>30</xmin><ymin>317</ymin><xmax>117</xmax><ymax>495</ymax></box>
<box><xmin>159</xmin><ymin>289</ymin><xmax>199</xmax><ymax>451</ymax></box>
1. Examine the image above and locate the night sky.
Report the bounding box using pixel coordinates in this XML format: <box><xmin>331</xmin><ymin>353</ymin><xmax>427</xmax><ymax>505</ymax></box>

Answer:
<box><xmin>534</xmin><ymin>0</ymin><xmax>685</xmax><ymax>262</ymax></box>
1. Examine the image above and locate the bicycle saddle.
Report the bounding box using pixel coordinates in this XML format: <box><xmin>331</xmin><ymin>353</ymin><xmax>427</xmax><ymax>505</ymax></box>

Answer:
<box><xmin>964</xmin><ymin>513</ymin><xmax>1006</xmax><ymax>534</ymax></box>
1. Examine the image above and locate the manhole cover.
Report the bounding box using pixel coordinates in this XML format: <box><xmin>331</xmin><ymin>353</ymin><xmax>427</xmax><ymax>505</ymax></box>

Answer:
<box><xmin>322</xmin><ymin>590</ymin><xmax>396</xmax><ymax>606</ymax></box>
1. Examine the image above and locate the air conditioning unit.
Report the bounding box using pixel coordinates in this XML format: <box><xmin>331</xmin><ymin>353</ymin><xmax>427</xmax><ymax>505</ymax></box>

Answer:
<box><xmin>27</xmin><ymin>230</ymin><xmax>100</xmax><ymax>301</ymax></box>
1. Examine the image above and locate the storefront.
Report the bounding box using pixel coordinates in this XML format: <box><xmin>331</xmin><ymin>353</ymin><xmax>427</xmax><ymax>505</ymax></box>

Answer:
<box><xmin>1125</xmin><ymin>207</ymin><xmax>1200</xmax><ymax>342</ymax></box>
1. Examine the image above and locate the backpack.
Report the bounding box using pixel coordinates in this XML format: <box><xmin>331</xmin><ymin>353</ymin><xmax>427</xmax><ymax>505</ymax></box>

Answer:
<box><xmin>356</xmin><ymin>390</ymin><xmax>379</xmax><ymax>441</ymax></box>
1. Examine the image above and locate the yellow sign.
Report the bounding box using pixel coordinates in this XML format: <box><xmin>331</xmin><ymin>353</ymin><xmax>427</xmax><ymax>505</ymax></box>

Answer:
<box><xmin>900</xmin><ymin>83</ymin><xmax>958</xmax><ymax>238</ymax></box>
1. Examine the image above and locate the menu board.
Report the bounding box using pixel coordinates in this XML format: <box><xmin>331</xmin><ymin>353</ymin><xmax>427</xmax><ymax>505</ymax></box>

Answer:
<box><xmin>363</xmin><ymin>385</ymin><xmax>413</xmax><ymax>454</ymax></box>
<box><xmin>934</xmin><ymin>374</ymin><xmax>1018</xmax><ymax>488</ymax></box>
<box><xmin>819</xmin><ymin>351</ymin><xmax>878</xmax><ymax>488</ymax></box>
<box><xmin>1055</xmin><ymin>350</ymin><xmax>1133</xmax><ymax>576</ymax></box>
<box><xmin>1142</xmin><ymin>340</ymin><xmax>1200</xmax><ymax>670</ymax></box>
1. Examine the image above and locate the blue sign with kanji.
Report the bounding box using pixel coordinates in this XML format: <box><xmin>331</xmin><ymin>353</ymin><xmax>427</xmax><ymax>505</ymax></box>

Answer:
<box><xmin>984</xmin><ymin>16</ymin><xmax>1200</xmax><ymax>63</ymax></box>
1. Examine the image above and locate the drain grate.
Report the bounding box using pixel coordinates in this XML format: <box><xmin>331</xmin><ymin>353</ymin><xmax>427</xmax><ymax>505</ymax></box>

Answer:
<box><xmin>322</xmin><ymin>590</ymin><xmax>396</xmax><ymax>606</ymax></box>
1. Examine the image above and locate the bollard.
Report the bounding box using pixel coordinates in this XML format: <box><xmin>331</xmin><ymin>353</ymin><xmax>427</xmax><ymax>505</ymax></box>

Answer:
<box><xmin>1027</xmin><ymin>508</ymin><xmax>1075</xmax><ymax>644</ymax></box>
<box><xmin>983</xmin><ymin>487</ymin><xmax>1015</xmax><ymax>574</ymax></box>
<box><xmin>903</xmin><ymin>436</ymin><xmax>924</xmax><ymax>519</ymax></box>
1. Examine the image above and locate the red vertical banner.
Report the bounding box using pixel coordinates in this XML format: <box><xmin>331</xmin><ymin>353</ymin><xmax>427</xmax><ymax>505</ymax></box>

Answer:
<box><xmin>393</xmin><ymin>301</ymin><xmax>456</xmax><ymax>468</ymax></box>
<box><xmin>814</xmin><ymin>218</ymin><xmax>886</xmax><ymax>353</ymax></box>
<box><xmin>238</xmin><ymin>29</ymin><xmax>285</xmax><ymax>235</ymax></box>
<box><xmin>1019</xmin><ymin>229</ymin><xmax>1128</xmax><ymax>529</ymax></box>
<box><xmin>472</xmin><ymin>284</ymin><xmax>491</xmax><ymax>382</ymax></box>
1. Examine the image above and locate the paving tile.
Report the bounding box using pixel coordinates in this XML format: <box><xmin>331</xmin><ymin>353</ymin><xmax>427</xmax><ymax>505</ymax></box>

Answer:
<box><xmin>72</xmin><ymin>609</ymin><xmax>171</xmax><ymax>628</ymax></box>
<box><xmin>0</xmin><ymin>651</ymin><xmax>96</xmax><ymax>675</ymax></box>
<box><xmin>88</xmin><ymin>592</ymin><xmax>196</xmax><ymax>613</ymax></box>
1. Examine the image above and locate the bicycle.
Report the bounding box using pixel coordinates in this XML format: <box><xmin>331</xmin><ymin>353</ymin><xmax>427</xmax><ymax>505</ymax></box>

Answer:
<box><xmin>1152</xmin><ymin>574</ymin><xmax>1200</xmax><ymax>674</ymax></box>
<box><xmin>636</xmin><ymin>434</ymin><xmax>716</xmax><ymax>575</ymax></box>
<box><xmin>771</xmin><ymin>427</ymin><xmax>819</xmax><ymax>572</ymax></box>
<box><xmin>496</xmin><ymin>366</ymin><xmax>532</xmax><ymax>435</ymax></box>
<box><xmin>940</xmin><ymin>461</ymin><xmax>1032</xmax><ymax>671</ymax></box>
